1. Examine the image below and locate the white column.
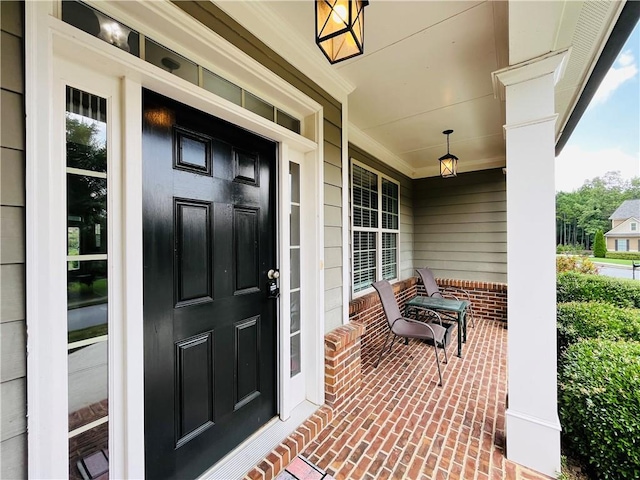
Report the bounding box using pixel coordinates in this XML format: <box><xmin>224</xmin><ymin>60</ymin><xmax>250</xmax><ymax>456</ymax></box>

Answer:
<box><xmin>493</xmin><ymin>49</ymin><xmax>569</xmax><ymax>478</ymax></box>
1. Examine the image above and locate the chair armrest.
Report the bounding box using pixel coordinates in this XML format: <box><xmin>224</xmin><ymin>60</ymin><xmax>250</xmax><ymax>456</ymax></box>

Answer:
<box><xmin>441</xmin><ymin>286</ymin><xmax>470</xmax><ymax>303</ymax></box>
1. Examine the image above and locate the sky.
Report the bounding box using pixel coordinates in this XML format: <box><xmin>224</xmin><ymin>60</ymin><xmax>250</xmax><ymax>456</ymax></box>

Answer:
<box><xmin>555</xmin><ymin>21</ymin><xmax>640</xmax><ymax>193</ymax></box>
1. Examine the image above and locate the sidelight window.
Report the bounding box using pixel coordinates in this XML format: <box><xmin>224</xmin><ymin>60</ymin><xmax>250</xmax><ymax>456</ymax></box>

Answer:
<box><xmin>289</xmin><ymin>163</ymin><xmax>302</xmax><ymax>376</ymax></box>
<box><xmin>351</xmin><ymin>162</ymin><xmax>400</xmax><ymax>294</ymax></box>
<box><xmin>66</xmin><ymin>86</ymin><xmax>110</xmax><ymax>479</ymax></box>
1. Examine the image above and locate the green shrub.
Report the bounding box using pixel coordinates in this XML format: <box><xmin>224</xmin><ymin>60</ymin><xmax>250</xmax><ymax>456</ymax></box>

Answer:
<box><xmin>606</xmin><ymin>252</ymin><xmax>640</xmax><ymax>261</ymax></box>
<box><xmin>557</xmin><ymin>301</ymin><xmax>640</xmax><ymax>354</ymax></box>
<box><xmin>556</xmin><ymin>255</ymin><xmax>599</xmax><ymax>274</ymax></box>
<box><xmin>559</xmin><ymin>339</ymin><xmax>640</xmax><ymax>480</ymax></box>
<box><xmin>557</xmin><ymin>272</ymin><xmax>640</xmax><ymax>308</ymax></box>
<box><xmin>593</xmin><ymin>230</ymin><xmax>607</xmax><ymax>258</ymax></box>
<box><xmin>557</xmin><ymin>244</ymin><xmax>589</xmax><ymax>255</ymax></box>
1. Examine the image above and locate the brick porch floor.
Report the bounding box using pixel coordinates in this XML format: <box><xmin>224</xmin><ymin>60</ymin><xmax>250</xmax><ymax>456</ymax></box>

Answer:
<box><xmin>283</xmin><ymin>319</ymin><xmax>553</xmax><ymax>480</ymax></box>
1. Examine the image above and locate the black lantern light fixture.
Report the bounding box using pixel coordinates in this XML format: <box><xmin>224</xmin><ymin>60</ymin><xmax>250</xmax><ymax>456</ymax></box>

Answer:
<box><xmin>439</xmin><ymin>129</ymin><xmax>459</xmax><ymax>178</ymax></box>
<box><xmin>316</xmin><ymin>0</ymin><xmax>369</xmax><ymax>64</ymax></box>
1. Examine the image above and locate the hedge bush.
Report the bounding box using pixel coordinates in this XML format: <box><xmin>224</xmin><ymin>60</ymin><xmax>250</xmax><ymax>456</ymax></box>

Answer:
<box><xmin>559</xmin><ymin>339</ymin><xmax>640</xmax><ymax>480</ymax></box>
<box><xmin>557</xmin><ymin>272</ymin><xmax>640</xmax><ymax>308</ymax></box>
<box><xmin>606</xmin><ymin>252</ymin><xmax>640</xmax><ymax>261</ymax></box>
<box><xmin>557</xmin><ymin>301</ymin><xmax>640</xmax><ymax>354</ymax></box>
<box><xmin>556</xmin><ymin>255</ymin><xmax>599</xmax><ymax>274</ymax></box>
<box><xmin>557</xmin><ymin>244</ymin><xmax>590</xmax><ymax>255</ymax></box>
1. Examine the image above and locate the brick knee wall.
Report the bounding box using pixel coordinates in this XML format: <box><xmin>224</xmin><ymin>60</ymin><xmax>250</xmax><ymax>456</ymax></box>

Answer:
<box><xmin>324</xmin><ymin>323</ymin><xmax>366</xmax><ymax>408</ymax></box>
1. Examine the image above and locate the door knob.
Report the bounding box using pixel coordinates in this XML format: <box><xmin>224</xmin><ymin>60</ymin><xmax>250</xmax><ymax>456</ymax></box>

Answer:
<box><xmin>267</xmin><ymin>269</ymin><xmax>280</xmax><ymax>280</ymax></box>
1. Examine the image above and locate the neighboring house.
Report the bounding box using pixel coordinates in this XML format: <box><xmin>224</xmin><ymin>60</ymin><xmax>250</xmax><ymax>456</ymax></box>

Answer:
<box><xmin>1</xmin><ymin>1</ymin><xmax>638</xmax><ymax>479</ymax></box>
<box><xmin>605</xmin><ymin>199</ymin><xmax>640</xmax><ymax>252</ymax></box>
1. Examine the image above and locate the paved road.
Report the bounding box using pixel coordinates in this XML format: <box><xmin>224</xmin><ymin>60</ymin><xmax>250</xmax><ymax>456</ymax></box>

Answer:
<box><xmin>595</xmin><ymin>264</ymin><xmax>640</xmax><ymax>280</ymax></box>
<box><xmin>68</xmin><ymin>303</ymin><xmax>108</xmax><ymax>333</ymax></box>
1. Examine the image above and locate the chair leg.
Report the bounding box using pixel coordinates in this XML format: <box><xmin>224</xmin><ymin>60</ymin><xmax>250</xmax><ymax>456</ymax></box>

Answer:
<box><xmin>468</xmin><ymin>306</ymin><xmax>476</xmax><ymax>328</ymax></box>
<box><xmin>442</xmin><ymin>340</ymin><xmax>448</xmax><ymax>364</ymax></box>
<box><xmin>433</xmin><ymin>343</ymin><xmax>444</xmax><ymax>387</ymax></box>
<box><xmin>374</xmin><ymin>330</ymin><xmax>392</xmax><ymax>368</ymax></box>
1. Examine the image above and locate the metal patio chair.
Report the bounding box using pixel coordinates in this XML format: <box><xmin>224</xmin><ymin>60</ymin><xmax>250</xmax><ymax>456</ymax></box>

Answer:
<box><xmin>371</xmin><ymin>280</ymin><xmax>448</xmax><ymax>386</ymax></box>
<box><xmin>416</xmin><ymin>267</ymin><xmax>476</xmax><ymax>327</ymax></box>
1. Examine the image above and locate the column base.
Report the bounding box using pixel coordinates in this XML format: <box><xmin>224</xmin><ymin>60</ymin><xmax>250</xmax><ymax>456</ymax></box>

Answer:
<box><xmin>506</xmin><ymin>408</ymin><xmax>561</xmax><ymax>478</ymax></box>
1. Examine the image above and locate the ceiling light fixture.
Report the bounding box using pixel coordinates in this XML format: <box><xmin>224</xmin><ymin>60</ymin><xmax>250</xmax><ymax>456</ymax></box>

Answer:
<box><xmin>439</xmin><ymin>129</ymin><xmax>458</xmax><ymax>178</ymax></box>
<box><xmin>316</xmin><ymin>0</ymin><xmax>369</xmax><ymax>65</ymax></box>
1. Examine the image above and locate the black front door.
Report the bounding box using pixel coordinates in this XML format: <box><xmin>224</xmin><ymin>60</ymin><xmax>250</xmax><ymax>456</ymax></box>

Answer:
<box><xmin>142</xmin><ymin>90</ymin><xmax>277</xmax><ymax>479</ymax></box>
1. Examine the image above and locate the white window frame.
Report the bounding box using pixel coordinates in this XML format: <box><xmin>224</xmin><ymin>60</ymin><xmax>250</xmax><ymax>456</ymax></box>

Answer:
<box><xmin>350</xmin><ymin>160</ymin><xmax>401</xmax><ymax>298</ymax></box>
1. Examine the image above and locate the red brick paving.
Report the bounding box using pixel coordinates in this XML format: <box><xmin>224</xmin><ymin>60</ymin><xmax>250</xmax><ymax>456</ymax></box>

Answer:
<box><xmin>295</xmin><ymin>319</ymin><xmax>552</xmax><ymax>480</ymax></box>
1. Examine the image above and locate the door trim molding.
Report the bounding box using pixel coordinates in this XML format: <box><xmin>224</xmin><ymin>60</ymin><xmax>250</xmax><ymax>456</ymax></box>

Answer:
<box><xmin>26</xmin><ymin>2</ymin><xmax>324</xmax><ymax>478</ymax></box>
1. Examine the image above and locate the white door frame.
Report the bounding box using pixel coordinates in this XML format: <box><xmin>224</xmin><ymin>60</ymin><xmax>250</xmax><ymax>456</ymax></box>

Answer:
<box><xmin>25</xmin><ymin>2</ymin><xmax>324</xmax><ymax>478</ymax></box>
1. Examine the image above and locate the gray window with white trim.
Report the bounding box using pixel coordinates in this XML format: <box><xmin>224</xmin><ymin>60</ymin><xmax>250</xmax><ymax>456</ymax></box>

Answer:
<box><xmin>351</xmin><ymin>162</ymin><xmax>400</xmax><ymax>294</ymax></box>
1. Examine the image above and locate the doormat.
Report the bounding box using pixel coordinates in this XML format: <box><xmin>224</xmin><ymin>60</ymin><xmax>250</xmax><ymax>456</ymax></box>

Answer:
<box><xmin>276</xmin><ymin>455</ymin><xmax>335</xmax><ymax>480</ymax></box>
<box><xmin>77</xmin><ymin>449</ymin><xmax>109</xmax><ymax>480</ymax></box>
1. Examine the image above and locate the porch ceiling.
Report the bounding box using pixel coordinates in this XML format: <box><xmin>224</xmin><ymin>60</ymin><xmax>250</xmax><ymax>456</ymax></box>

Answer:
<box><xmin>217</xmin><ymin>1</ymin><xmax>627</xmax><ymax>179</ymax></box>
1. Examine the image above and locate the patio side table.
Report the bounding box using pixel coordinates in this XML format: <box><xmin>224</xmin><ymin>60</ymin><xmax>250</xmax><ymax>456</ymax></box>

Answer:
<box><xmin>405</xmin><ymin>296</ymin><xmax>470</xmax><ymax>358</ymax></box>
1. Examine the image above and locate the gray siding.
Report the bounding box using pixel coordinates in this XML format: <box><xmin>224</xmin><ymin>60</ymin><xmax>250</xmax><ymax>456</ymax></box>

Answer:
<box><xmin>348</xmin><ymin>144</ymin><xmax>415</xmax><ymax>288</ymax></box>
<box><xmin>413</xmin><ymin>169</ymin><xmax>507</xmax><ymax>283</ymax></box>
<box><xmin>173</xmin><ymin>2</ymin><xmax>344</xmax><ymax>332</ymax></box>
<box><xmin>1</xmin><ymin>1</ymin><xmax>27</xmax><ymax>477</ymax></box>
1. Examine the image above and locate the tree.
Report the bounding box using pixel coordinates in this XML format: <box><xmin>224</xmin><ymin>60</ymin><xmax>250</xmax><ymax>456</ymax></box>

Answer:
<box><xmin>556</xmin><ymin>171</ymin><xmax>640</xmax><ymax>250</ymax></box>
<box><xmin>593</xmin><ymin>229</ymin><xmax>607</xmax><ymax>258</ymax></box>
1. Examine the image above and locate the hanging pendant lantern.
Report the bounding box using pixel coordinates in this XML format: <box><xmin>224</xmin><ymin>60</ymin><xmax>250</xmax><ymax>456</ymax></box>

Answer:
<box><xmin>439</xmin><ymin>129</ymin><xmax>459</xmax><ymax>178</ymax></box>
<box><xmin>316</xmin><ymin>0</ymin><xmax>369</xmax><ymax>64</ymax></box>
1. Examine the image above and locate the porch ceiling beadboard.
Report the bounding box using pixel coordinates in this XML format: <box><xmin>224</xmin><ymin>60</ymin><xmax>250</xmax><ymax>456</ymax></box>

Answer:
<box><xmin>0</xmin><ymin>1</ymin><xmax>27</xmax><ymax>478</ymax></box>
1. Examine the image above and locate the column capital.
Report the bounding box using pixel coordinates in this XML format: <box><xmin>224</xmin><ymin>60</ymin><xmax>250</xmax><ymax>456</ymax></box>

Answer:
<box><xmin>492</xmin><ymin>48</ymin><xmax>571</xmax><ymax>100</ymax></box>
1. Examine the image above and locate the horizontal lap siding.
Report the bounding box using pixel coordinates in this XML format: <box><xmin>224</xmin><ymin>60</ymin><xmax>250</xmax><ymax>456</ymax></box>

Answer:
<box><xmin>1</xmin><ymin>1</ymin><xmax>27</xmax><ymax>478</ymax></box>
<box><xmin>173</xmin><ymin>2</ymin><xmax>345</xmax><ymax>332</ymax></box>
<box><xmin>413</xmin><ymin>169</ymin><xmax>507</xmax><ymax>283</ymax></box>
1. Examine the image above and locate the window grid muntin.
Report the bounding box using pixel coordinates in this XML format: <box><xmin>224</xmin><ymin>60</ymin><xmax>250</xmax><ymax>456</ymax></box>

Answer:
<box><xmin>351</xmin><ymin>161</ymin><xmax>400</xmax><ymax>295</ymax></box>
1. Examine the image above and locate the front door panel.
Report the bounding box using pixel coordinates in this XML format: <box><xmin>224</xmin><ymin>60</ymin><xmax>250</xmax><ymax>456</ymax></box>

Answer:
<box><xmin>142</xmin><ymin>90</ymin><xmax>277</xmax><ymax>479</ymax></box>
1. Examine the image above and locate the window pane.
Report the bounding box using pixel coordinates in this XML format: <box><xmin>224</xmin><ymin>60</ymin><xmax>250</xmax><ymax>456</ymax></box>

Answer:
<box><xmin>277</xmin><ymin>110</ymin><xmax>301</xmax><ymax>134</ymax></box>
<box><xmin>353</xmin><ymin>231</ymin><xmax>376</xmax><ymax>292</ymax></box>
<box><xmin>69</xmin><ymin>421</ymin><xmax>109</xmax><ymax>480</ymax></box>
<box><xmin>290</xmin><ymin>248</ymin><xmax>300</xmax><ymax>290</ymax></box>
<box><xmin>290</xmin><ymin>290</ymin><xmax>301</xmax><ymax>334</ymax></box>
<box><xmin>145</xmin><ymin>38</ymin><xmax>198</xmax><ymax>85</ymax></box>
<box><xmin>67</xmin><ymin>175</ymin><xmax>108</xmax><ymax>255</ymax></box>
<box><xmin>68</xmin><ymin>260</ymin><xmax>108</xmax><ymax>344</ymax></box>
<box><xmin>290</xmin><ymin>333</ymin><xmax>301</xmax><ymax>377</ymax></box>
<box><xmin>62</xmin><ymin>0</ymin><xmax>139</xmax><ymax>56</ymax></box>
<box><xmin>290</xmin><ymin>205</ymin><xmax>301</xmax><ymax>247</ymax></box>
<box><xmin>352</xmin><ymin>164</ymin><xmax>378</xmax><ymax>228</ymax></box>
<box><xmin>290</xmin><ymin>163</ymin><xmax>300</xmax><ymax>204</ymax></box>
<box><xmin>381</xmin><ymin>178</ymin><xmax>399</xmax><ymax>230</ymax></box>
<box><xmin>382</xmin><ymin>233</ymin><xmax>398</xmax><ymax>280</ymax></box>
<box><xmin>66</xmin><ymin>91</ymin><xmax>107</xmax><ymax>172</ymax></box>
<box><xmin>245</xmin><ymin>92</ymin><xmax>275</xmax><ymax>121</ymax></box>
<box><xmin>203</xmin><ymin>69</ymin><xmax>242</xmax><ymax>106</ymax></box>
<box><xmin>68</xmin><ymin>340</ymin><xmax>108</xmax><ymax>431</ymax></box>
